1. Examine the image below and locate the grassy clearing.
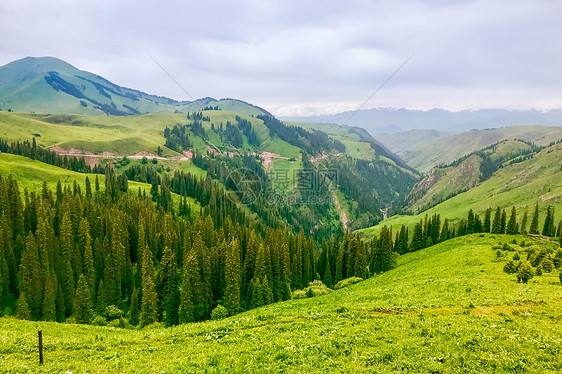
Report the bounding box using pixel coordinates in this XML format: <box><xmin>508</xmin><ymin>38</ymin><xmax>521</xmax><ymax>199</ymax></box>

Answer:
<box><xmin>1</xmin><ymin>234</ymin><xmax>561</xmax><ymax>373</ymax></box>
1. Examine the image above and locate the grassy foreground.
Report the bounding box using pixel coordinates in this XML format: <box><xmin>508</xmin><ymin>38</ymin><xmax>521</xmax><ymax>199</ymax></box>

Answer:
<box><xmin>1</xmin><ymin>234</ymin><xmax>561</xmax><ymax>373</ymax></box>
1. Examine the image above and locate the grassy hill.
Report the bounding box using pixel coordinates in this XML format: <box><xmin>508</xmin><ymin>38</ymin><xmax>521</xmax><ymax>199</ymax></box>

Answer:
<box><xmin>383</xmin><ymin>126</ymin><xmax>562</xmax><ymax>173</ymax></box>
<box><xmin>1</xmin><ymin>234</ymin><xmax>561</xmax><ymax>373</ymax></box>
<box><xmin>0</xmin><ymin>153</ymin><xmax>201</xmax><ymax>216</ymax></box>
<box><xmin>405</xmin><ymin>140</ymin><xmax>536</xmax><ymax>214</ymax></box>
<box><xmin>358</xmin><ymin>142</ymin><xmax>562</xmax><ymax>240</ymax></box>
<box><xmin>0</xmin><ymin>57</ymin><xmax>270</xmax><ymax>117</ymax></box>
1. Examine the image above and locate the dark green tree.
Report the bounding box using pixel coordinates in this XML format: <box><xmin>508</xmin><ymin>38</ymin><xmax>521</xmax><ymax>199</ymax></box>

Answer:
<box><xmin>529</xmin><ymin>203</ymin><xmax>540</xmax><ymax>234</ymax></box>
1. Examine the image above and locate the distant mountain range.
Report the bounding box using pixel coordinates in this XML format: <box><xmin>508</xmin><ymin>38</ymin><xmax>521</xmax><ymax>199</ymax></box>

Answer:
<box><xmin>283</xmin><ymin>107</ymin><xmax>562</xmax><ymax>133</ymax></box>
<box><xmin>0</xmin><ymin>56</ymin><xmax>271</xmax><ymax>116</ymax></box>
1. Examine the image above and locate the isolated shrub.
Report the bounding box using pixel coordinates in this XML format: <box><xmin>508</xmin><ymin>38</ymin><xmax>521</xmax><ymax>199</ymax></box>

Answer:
<box><xmin>517</xmin><ymin>262</ymin><xmax>534</xmax><ymax>284</ymax></box>
<box><xmin>513</xmin><ymin>253</ymin><xmax>520</xmax><ymax>261</ymax></box>
<box><xmin>503</xmin><ymin>261</ymin><xmax>518</xmax><ymax>274</ymax></box>
<box><xmin>211</xmin><ymin>305</ymin><xmax>228</xmax><ymax>320</ymax></box>
<box><xmin>105</xmin><ymin>305</ymin><xmax>124</xmax><ymax>321</ymax></box>
<box><xmin>292</xmin><ymin>290</ymin><xmax>307</xmax><ymax>299</ymax></box>
<box><xmin>151</xmin><ymin>158</ymin><xmax>158</xmax><ymax>164</ymax></box>
<box><xmin>334</xmin><ymin>277</ymin><xmax>363</xmax><ymax>290</ymax></box>
<box><xmin>92</xmin><ymin>315</ymin><xmax>107</xmax><ymax>326</ymax></box>
<box><xmin>496</xmin><ymin>250</ymin><xmax>503</xmax><ymax>258</ymax></box>
<box><xmin>535</xmin><ymin>265</ymin><xmax>543</xmax><ymax>276</ymax></box>
<box><xmin>529</xmin><ymin>247</ymin><xmax>548</xmax><ymax>267</ymax></box>
<box><xmin>141</xmin><ymin>156</ymin><xmax>148</xmax><ymax>164</ymax></box>
<box><xmin>540</xmin><ymin>258</ymin><xmax>554</xmax><ymax>273</ymax></box>
<box><xmin>503</xmin><ymin>243</ymin><xmax>513</xmax><ymax>251</ymax></box>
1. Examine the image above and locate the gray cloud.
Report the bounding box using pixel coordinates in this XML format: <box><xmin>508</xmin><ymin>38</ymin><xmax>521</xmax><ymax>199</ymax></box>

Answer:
<box><xmin>1</xmin><ymin>0</ymin><xmax>561</xmax><ymax>115</ymax></box>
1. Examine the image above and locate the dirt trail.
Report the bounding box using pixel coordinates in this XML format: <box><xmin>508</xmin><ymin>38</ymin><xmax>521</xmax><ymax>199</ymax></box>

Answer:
<box><xmin>332</xmin><ymin>190</ymin><xmax>349</xmax><ymax>230</ymax></box>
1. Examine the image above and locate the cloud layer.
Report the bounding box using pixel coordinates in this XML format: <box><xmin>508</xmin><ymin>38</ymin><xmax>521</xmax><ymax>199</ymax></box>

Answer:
<box><xmin>1</xmin><ymin>0</ymin><xmax>561</xmax><ymax>115</ymax></box>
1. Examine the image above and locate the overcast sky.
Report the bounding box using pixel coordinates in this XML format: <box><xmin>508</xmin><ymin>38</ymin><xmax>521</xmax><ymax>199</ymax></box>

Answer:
<box><xmin>1</xmin><ymin>0</ymin><xmax>561</xmax><ymax>116</ymax></box>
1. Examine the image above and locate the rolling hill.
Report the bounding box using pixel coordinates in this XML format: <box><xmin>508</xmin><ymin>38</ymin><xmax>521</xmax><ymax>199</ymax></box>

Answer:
<box><xmin>1</xmin><ymin>233</ymin><xmax>560</xmax><ymax>373</ymax></box>
<box><xmin>357</xmin><ymin>142</ymin><xmax>562</xmax><ymax>240</ymax></box>
<box><xmin>383</xmin><ymin>125</ymin><xmax>562</xmax><ymax>173</ymax></box>
<box><xmin>0</xmin><ymin>57</ymin><xmax>270</xmax><ymax>117</ymax></box>
<box><xmin>405</xmin><ymin>140</ymin><xmax>538</xmax><ymax>214</ymax></box>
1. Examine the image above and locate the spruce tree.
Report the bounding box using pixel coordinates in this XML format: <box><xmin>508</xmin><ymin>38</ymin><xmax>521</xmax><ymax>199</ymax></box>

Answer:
<box><xmin>542</xmin><ymin>206</ymin><xmax>555</xmax><ymax>237</ymax></box>
<box><xmin>79</xmin><ymin>218</ymin><xmax>94</xmax><ymax>297</ymax></box>
<box><xmin>491</xmin><ymin>207</ymin><xmax>502</xmax><ymax>234</ymax></box>
<box><xmin>59</xmin><ymin>212</ymin><xmax>75</xmax><ymax>315</ymax></box>
<box><xmin>500</xmin><ymin>209</ymin><xmax>507</xmax><ymax>234</ymax></box>
<box><xmin>506</xmin><ymin>206</ymin><xmax>519</xmax><ymax>235</ymax></box>
<box><xmin>483</xmin><ymin>208</ymin><xmax>492</xmax><ymax>233</ymax></box>
<box><xmin>279</xmin><ymin>243</ymin><xmax>292</xmax><ymax>300</ymax></box>
<box><xmin>20</xmin><ymin>233</ymin><xmax>42</xmax><ymax>319</ymax></box>
<box><xmin>520</xmin><ymin>207</ymin><xmax>529</xmax><ymax>235</ymax></box>
<box><xmin>128</xmin><ymin>287</ymin><xmax>140</xmax><ymax>326</ymax></box>
<box><xmin>74</xmin><ymin>274</ymin><xmax>93</xmax><ymax>324</ymax></box>
<box><xmin>140</xmin><ymin>240</ymin><xmax>158</xmax><ymax>327</ymax></box>
<box><xmin>410</xmin><ymin>221</ymin><xmax>423</xmax><ymax>251</ymax></box>
<box><xmin>178</xmin><ymin>253</ymin><xmax>196</xmax><ymax>324</ymax></box>
<box><xmin>529</xmin><ymin>203</ymin><xmax>540</xmax><ymax>234</ymax></box>
<box><xmin>15</xmin><ymin>292</ymin><xmax>31</xmax><ymax>320</ymax></box>
<box><xmin>224</xmin><ymin>239</ymin><xmax>241</xmax><ymax>315</ymax></box>
<box><xmin>42</xmin><ymin>273</ymin><xmax>57</xmax><ymax>321</ymax></box>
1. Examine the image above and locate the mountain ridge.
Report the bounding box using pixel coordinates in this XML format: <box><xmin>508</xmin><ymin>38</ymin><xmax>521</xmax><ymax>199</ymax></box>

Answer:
<box><xmin>0</xmin><ymin>56</ymin><xmax>272</xmax><ymax>117</ymax></box>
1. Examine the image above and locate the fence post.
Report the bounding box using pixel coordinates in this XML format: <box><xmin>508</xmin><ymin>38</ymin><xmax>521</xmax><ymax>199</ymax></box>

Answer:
<box><xmin>38</xmin><ymin>330</ymin><xmax>43</xmax><ymax>364</ymax></box>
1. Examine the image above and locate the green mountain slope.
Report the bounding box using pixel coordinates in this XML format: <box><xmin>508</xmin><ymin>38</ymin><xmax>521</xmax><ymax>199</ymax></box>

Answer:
<box><xmin>384</xmin><ymin>126</ymin><xmax>562</xmax><ymax>172</ymax></box>
<box><xmin>0</xmin><ymin>57</ymin><xmax>270</xmax><ymax>116</ymax></box>
<box><xmin>1</xmin><ymin>234</ymin><xmax>561</xmax><ymax>373</ymax></box>
<box><xmin>358</xmin><ymin>142</ymin><xmax>562</xmax><ymax>240</ymax></box>
<box><xmin>406</xmin><ymin>140</ymin><xmax>536</xmax><ymax>214</ymax></box>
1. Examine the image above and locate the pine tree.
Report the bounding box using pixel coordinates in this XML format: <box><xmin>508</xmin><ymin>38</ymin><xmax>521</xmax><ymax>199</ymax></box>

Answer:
<box><xmin>520</xmin><ymin>207</ymin><xmax>529</xmax><ymax>235</ymax></box>
<box><xmin>440</xmin><ymin>219</ymin><xmax>450</xmax><ymax>242</ymax></box>
<box><xmin>483</xmin><ymin>208</ymin><xmax>492</xmax><ymax>233</ymax></box>
<box><xmin>542</xmin><ymin>206</ymin><xmax>555</xmax><ymax>237</ymax></box>
<box><xmin>279</xmin><ymin>243</ymin><xmax>292</xmax><ymax>300</ymax></box>
<box><xmin>178</xmin><ymin>252</ymin><xmax>196</xmax><ymax>324</ymax></box>
<box><xmin>410</xmin><ymin>221</ymin><xmax>423</xmax><ymax>251</ymax></box>
<box><xmin>74</xmin><ymin>274</ymin><xmax>93</xmax><ymax>324</ymax></box>
<box><xmin>140</xmin><ymin>238</ymin><xmax>158</xmax><ymax>327</ymax></box>
<box><xmin>42</xmin><ymin>273</ymin><xmax>57</xmax><ymax>321</ymax></box>
<box><xmin>500</xmin><ymin>209</ymin><xmax>507</xmax><ymax>234</ymax></box>
<box><xmin>506</xmin><ymin>206</ymin><xmax>519</xmax><ymax>235</ymax></box>
<box><xmin>529</xmin><ymin>203</ymin><xmax>540</xmax><ymax>234</ymax></box>
<box><xmin>128</xmin><ymin>287</ymin><xmax>140</xmax><ymax>326</ymax></box>
<box><xmin>224</xmin><ymin>239</ymin><xmax>241</xmax><ymax>315</ymax></box>
<box><xmin>15</xmin><ymin>292</ymin><xmax>31</xmax><ymax>320</ymax></box>
<box><xmin>59</xmin><ymin>212</ymin><xmax>75</xmax><ymax>315</ymax></box>
<box><xmin>79</xmin><ymin>218</ymin><xmax>94</xmax><ymax>297</ymax></box>
<box><xmin>491</xmin><ymin>207</ymin><xmax>502</xmax><ymax>234</ymax></box>
<box><xmin>20</xmin><ymin>233</ymin><xmax>42</xmax><ymax>319</ymax></box>
<box><xmin>371</xmin><ymin>226</ymin><xmax>395</xmax><ymax>274</ymax></box>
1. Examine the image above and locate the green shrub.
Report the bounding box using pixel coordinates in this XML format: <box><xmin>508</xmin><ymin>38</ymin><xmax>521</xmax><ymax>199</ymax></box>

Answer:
<box><xmin>105</xmin><ymin>305</ymin><xmax>123</xmax><ymax>321</ymax></box>
<box><xmin>92</xmin><ymin>316</ymin><xmax>107</xmax><ymax>326</ymax></box>
<box><xmin>517</xmin><ymin>262</ymin><xmax>534</xmax><ymax>283</ymax></box>
<box><xmin>292</xmin><ymin>290</ymin><xmax>307</xmax><ymax>299</ymax></box>
<box><xmin>211</xmin><ymin>305</ymin><xmax>228</xmax><ymax>320</ymax></box>
<box><xmin>334</xmin><ymin>277</ymin><xmax>364</xmax><ymax>290</ymax></box>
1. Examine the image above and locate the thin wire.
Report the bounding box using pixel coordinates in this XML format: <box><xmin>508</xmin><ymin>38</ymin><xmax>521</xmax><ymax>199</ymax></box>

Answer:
<box><xmin>342</xmin><ymin>54</ymin><xmax>415</xmax><ymax>126</ymax></box>
<box><xmin>145</xmin><ymin>51</ymin><xmax>204</xmax><ymax>110</ymax></box>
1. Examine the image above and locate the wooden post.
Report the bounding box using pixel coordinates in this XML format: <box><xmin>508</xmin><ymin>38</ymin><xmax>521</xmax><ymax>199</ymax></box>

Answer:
<box><xmin>38</xmin><ymin>330</ymin><xmax>43</xmax><ymax>364</ymax></box>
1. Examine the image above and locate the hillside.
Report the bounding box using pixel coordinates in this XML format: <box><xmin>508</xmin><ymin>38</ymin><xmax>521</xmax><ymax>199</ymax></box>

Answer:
<box><xmin>1</xmin><ymin>234</ymin><xmax>561</xmax><ymax>373</ymax></box>
<box><xmin>0</xmin><ymin>153</ymin><xmax>201</xmax><ymax>215</ymax></box>
<box><xmin>0</xmin><ymin>57</ymin><xmax>270</xmax><ymax>116</ymax></box>
<box><xmin>405</xmin><ymin>140</ymin><xmax>537</xmax><ymax>214</ymax></box>
<box><xmin>388</xmin><ymin>125</ymin><xmax>562</xmax><ymax>173</ymax></box>
<box><xmin>358</xmin><ymin>142</ymin><xmax>562</xmax><ymax>240</ymax></box>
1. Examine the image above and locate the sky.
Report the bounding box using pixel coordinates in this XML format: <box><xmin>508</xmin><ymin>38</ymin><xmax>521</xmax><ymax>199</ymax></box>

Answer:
<box><xmin>1</xmin><ymin>0</ymin><xmax>561</xmax><ymax>116</ymax></box>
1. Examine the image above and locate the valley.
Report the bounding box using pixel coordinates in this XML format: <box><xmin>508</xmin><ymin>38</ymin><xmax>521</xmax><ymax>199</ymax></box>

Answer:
<box><xmin>0</xmin><ymin>55</ymin><xmax>560</xmax><ymax>374</ymax></box>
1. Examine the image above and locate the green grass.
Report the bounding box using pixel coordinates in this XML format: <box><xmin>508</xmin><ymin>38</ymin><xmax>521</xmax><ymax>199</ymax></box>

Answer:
<box><xmin>0</xmin><ymin>153</ymin><xmax>201</xmax><ymax>218</ymax></box>
<box><xmin>358</xmin><ymin>143</ymin><xmax>562</xmax><ymax>240</ymax></box>
<box><xmin>1</xmin><ymin>234</ymin><xmax>561</xmax><ymax>373</ymax></box>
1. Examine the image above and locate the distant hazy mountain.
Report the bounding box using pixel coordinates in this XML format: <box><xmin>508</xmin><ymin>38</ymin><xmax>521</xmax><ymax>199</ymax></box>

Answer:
<box><xmin>0</xmin><ymin>56</ymin><xmax>271</xmax><ymax>116</ymax></box>
<box><xmin>283</xmin><ymin>107</ymin><xmax>562</xmax><ymax>133</ymax></box>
